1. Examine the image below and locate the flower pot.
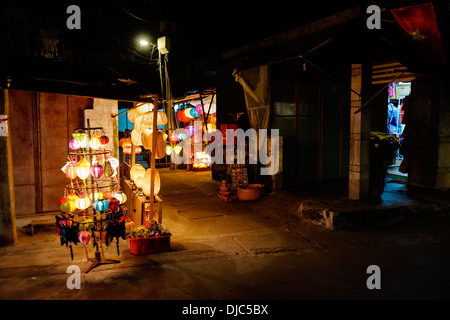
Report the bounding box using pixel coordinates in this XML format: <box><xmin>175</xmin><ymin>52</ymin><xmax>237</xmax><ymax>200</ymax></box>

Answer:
<box><xmin>237</xmin><ymin>184</ymin><xmax>265</xmax><ymax>201</ymax></box>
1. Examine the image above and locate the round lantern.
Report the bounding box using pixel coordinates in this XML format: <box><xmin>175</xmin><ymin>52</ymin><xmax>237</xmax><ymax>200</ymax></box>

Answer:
<box><xmin>169</xmin><ymin>132</ymin><xmax>178</xmax><ymax>144</ymax></box>
<box><xmin>185</xmin><ymin>125</ymin><xmax>196</xmax><ymax>137</ymax></box>
<box><xmin>69</xmin><ymin>137</ymin><xmax>80</xmax><ymax>150</ymax></box>
<box><xmin>108</xmin><ymin>197</ymin><xmax>120</xmax><ymax>212</ymax></box>
<box><xmin>60</xmin><ymin>199</ymin><xmax>76</xmax><ymax>213</ymax></box>
<box><xmin>141</xmin><ymin>128</ymin><xmax>153</xmax><ymax>150</ymax></box>
<box><xmin>57</xmin><ymin>196</ymin><xmax>69</xmax><ymax>207</ymax></box>
<box><xmin>64</xmin><ymin>162</ymin><xmax>78</xmax><ymax>180</ymax></box>
<box><xmin>177</xmin><ymin>110</ymin><xmax>190</xmax><ymax>123</ymax></box>
<box><xmin>195</xmin><ymin>104</ymin><xmax>204</xmax><ymax>116</ymax></box>
<box><xmin>89</xmin><ymin>135</ymin><xmax>101</xmax><ymax>150</ymax></box>
<box><xmin>178</xmin><ymin>132</ymin><xmax>187</xmax><ymax>141</ymax></box>
<box><xmin>135</xmin><ymin>176</ymin><xmax>145</xmax><ymax>189</ymax></box>
<box><xmin>142</xmin><ymin>111</ymin><xmax>168</xmax><ymax>127</ymax></box>
<box><xmin>123</xmin><ymin>144</ymin><xmax>142</xmax><ymax>155</ymax></box>
<box><xmin>184</xmin><ymin>108</ymin><xmax>194</xmax><ymax>119</ymax></box>
<box><xmin>114</xmin><ymin>191</ymin><xmax>127</xmax><ymax>204</ymax></box>
<box><xmin>76</xmin><ymin>158</ymin><xmax>90</xmax><ymax>180</ymax></box>
<box><xmin>131</xmin><ymin>129</ymin><xmax>143</xmax><ymax>146</ymax></box>
<box><xmin>75</xmin><ymin>194</ymin><xmax>91</xmax><ymax>210</ymax></box>
<box><xmin>130</xmin><ymin>164</ymin><xmax>146</xmax><ymax>182</ymax></box>
<box><xmin>78</xmin><ymin>230</ymin><xmax>91</xmax><ymax>245</ymax></box>
<box><xmin>190</xmin><ymin>107</ymin><xmax>201</xmax><ymax>118</ymax></box>
<box><xmin>93</xmin><ymin>199</ymin><xmax>109</xmax><ymax>212</ymax></box>
<box><xmin>99</xmin><ymin>135</ymin><xmax>109</xmax><ymax>145</ymax></box>
<box><xmin>143</xmin><ymin>168</ymin><xmax>161</xmax><ymax>197</ymax></box>
<box><xmin>89</xmin><ymin>191</ymin><xmax>103</xmax><ymax>201</ymax></box>
<box><xmin>90</xmin><ymin>163</ymin><xmax>104</xmax><ymax>179</ymax></box>
<box><xmin>119</xmin><ymin>137</ymin><xmax>131</xmax><ymax>148</ymax></box>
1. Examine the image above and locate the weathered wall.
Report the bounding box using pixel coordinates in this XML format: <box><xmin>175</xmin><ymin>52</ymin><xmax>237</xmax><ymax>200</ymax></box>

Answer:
<box><xmin>436</xmin><ymin>79</ymin><xmax>450</xmax><ymax>190</ymax></box>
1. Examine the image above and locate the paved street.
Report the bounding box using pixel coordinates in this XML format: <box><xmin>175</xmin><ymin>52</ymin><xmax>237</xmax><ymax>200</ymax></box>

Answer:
<box><xmin>1</xmin><ymin>169</ymin><xmax>450</xmax><ymax>304</ymax></box>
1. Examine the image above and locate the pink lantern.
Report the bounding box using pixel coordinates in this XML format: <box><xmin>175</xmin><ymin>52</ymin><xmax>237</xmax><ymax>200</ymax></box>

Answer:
<box><xmin>90</xmin><ymin>163</ymin><xmax>104</xmax><ymax>179</ymax></box>
<box><xmin>78</xmin><ymin>230</ymin><xmax>91</xmax><ymax>262</ymax></box>
<box><xmin>185</xmin><ymin>125</ymin><xmax>196</xmax><ymax>137</ymax></box>
<box><xmin>195</xmin><ymin>104</ymin><xmax>204</xmax><ymax>116</ymax></box>
<box><xmin>64</xmin><ymin>162</ymin><xmax>78</xmax><ymax>180</ymax></box>
<box><xmin>69</xmin><ymin>138</ymin><xmax>80</xmax><ymax>150</ymax></box>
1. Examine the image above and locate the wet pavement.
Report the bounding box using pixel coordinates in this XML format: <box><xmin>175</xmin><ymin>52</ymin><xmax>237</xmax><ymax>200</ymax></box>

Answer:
<box><xmin>1</xmin><ymin>168</ymin><xmax>450</xmax><ymax>303</ymax></box>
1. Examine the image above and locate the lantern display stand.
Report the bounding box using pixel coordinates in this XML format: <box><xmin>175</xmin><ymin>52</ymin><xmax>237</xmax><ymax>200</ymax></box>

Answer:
<box><xmin>57</xmin><ymin>126</ymin><xmax>130</xmax><ymax>273</ymax></box>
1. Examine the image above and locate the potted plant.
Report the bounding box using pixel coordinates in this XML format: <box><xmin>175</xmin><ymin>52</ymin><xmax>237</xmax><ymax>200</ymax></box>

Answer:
<box><xmin>369</xmin><ymin>132</ymin><xmax>399</xmax><ymax>200</ymax></box>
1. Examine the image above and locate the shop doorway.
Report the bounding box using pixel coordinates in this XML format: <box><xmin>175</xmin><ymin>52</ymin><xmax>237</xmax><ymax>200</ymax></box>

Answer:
<box><xmin>387</xmin><ymin>81</ymin><xmax>410</xmax><ymax>181</ymax></box>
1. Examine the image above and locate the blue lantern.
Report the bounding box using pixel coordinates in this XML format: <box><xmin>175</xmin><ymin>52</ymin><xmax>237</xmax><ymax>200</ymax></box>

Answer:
<box><xmin>93</xmin><ymin>199</ymin><xmax>109</xmax><ymax>212</ymax></box>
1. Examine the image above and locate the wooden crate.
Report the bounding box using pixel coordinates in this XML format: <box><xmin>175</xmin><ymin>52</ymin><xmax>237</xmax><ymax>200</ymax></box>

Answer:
<box><xmin>121</xmin><ymin>179</ymin><xmax>163</xmax><ymax>226</ymax></box>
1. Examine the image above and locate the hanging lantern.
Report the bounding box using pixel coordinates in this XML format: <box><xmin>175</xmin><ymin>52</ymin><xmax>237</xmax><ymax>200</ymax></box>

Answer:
<box><xmin>130</xmin><ymin>164</ymin><xmax>146</xmax><ymax>182</ymax></box>
<box><xmin>64</xmin><ymin>162</ymin><xmax>78</xmax><ymax>180</ymax></box>
<box><xmin>76</xmin><ymin>158</ymin><xmax>91</xmax><ymax>180</ymax></box>
<box><xmin>135</xmin><ymin>176</ymin><xmax>145</xmax><ymax>189</ymax></box>
<box><xmin>108</xmin><ymin>197</ymin><xmax>120</xmax><ymax>212</ymax></box>
<box><xmin>190</xmin><ymin>107</ymin><xmax>201</xmax><ymax>118</ymax></box>
<box><xmin>93</xmin><ymin>199</ymin><xmax>109</xmax><ymax>212</ymax></box>
<box><xmin>119</xmin><ymin>137</ymin><xmax>131</xmax><ymax>148</ymax></box>
<box><xmin>69</xmin><ymin>138</ymin><xmax>80</xmax><ymax>150</ymax></box>
<box><xmin>103</xmin><ymin>158</ymin><xmax>115</xmax><ymax>178</ymax></box>
<box><xmin>174</xmin><ymin>145</ymin><xmax>182</xmax><ymax>154</ymax></box>
<box><xmin>123</xmin><ymin>144</ymin><xmax>142</xmax><ymax>155</ymax></box>
<box><xmin>137</xmin><ymin>103</ymin><xmax>154</xmax><ymax>114</ymax></box>
<box><xmin>142</xmin><ymin>111</ymin><xmax>168</xmax><ymax>127</ymax></box>
<box><xmin>75</xmin><ymin>194</ymin><xmax>91</xmax><ymax>210</ymax></box>
<box><xmin>78</xmin><ymin>230</ymin><xmax>91</xmax><ymax>245</ymax></box>
<box><xmin>143</xmin><ymin>168</ymin><xmax>161</xmax><ymax>197</ymax></box>
<box><xmin>185</xmin><ymin>125</ymin><xmax>196</xmax><ymax>137</ymax></box>
<box><xmin>99</xmin><ymin>135</ymin><xmax>109</xmax><ymax>145</ymax></box>
<box><xmin>184</xmin><ymin>108</ymin><xmax>195</xmax><ymax>119</ymax></box>
<box><xmin>165</xmin><ymin>145</ymin><xmax>173</xmax><ymax>155</ymax></box>
<box><xmin>114</xmin><ymin>191</ymin><xmax>127</xmax><ymax>204</ymax></box>
<box><xmin>57</xmin><ymin>196</ymin><xmax>69</xmax><ymax>207</ymax></box>
<box><xmin>89</xmin><ymin>135</ymin><xmax>101</xmax><ymax>150</ymax></box>
<box><xmin>127</xmin><ymin>108</ymin><xmax>139</xmax><ymax>123</ymax></box>
<box><xmin>177</xmin><ymin>132</ymin><xmax>187</xmax><ymax>141</ymax></box>
<box><xmin>177</xmin><ymin>110</ymin><xmax>190</xmax><ymax>123</ymax></box>
<box><xmin>142</xmin><ymin>130</ymin><xmax>166</xmax><ymax>159</ymax></box>
<box><xmin>195</xmin><ymin>104</ymin><xmax>204</xmax><ymax>116</ymax></box>
<box><xmin>90</xmin><ymin>163</ymin><xmax>104</xmax><ymax>179</ymax></box>
<box><xmin>169</xmin><ymin>132</ymin><xmax>178</xmax><ymax>144</ymax></box>
<box><xmin>107</xmin><ymin>157</ymin><xmax>119</xmax><ymax>171</ymax></box>
<box><xmin>89</xmin><ymin>191</ymin><xmax>103</xmax><ymax>201</ymax></box>
<box><xmin>60</xmin><ymin>199</ymin><xmax>76</xmax><ymax>213</ymax></box>
<box><xmin>72</xmin><ymin>132</ymin><xmax>89</xmax><ymax>149</ymax></box>
<box><xmin>131</xmin><ymin>129</ymin><xmax>143</xmax><ymax>146</ymax></box>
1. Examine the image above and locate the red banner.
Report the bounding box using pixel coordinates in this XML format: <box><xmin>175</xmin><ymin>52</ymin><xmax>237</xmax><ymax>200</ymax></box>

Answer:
<box><xmin>391</xmin><ymin>3</ymin><xmax>446</xmax><ymax>66</ymax></box>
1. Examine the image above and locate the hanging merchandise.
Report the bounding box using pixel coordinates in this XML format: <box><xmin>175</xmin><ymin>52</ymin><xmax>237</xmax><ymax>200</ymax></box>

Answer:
<box><xmin>55</xmin><ymin>127</ymin><xmax>130</xmax><ymax>272</ymax></box>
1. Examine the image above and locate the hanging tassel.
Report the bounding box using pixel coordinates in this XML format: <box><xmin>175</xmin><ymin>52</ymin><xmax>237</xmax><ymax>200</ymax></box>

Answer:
<box><xmin>116</xmin><ymin>238</ymin><xmax>120</xmax><ymax>256</ymax></box>
<box><xmin>85</xmin><ymin>248</ymin><xmax>90</xmax><ymax>262</ymax></box>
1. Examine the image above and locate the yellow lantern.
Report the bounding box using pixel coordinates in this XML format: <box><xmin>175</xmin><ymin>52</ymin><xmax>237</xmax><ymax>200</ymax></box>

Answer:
<box><xmin>130</xmin><ymin>164</ymin><xmax>146</xmax><ymax>182</ymax></box>
<box><xmin>75</xmin><ymin>194</ymin><xmax>91</xmax><ymax>210</ymax></box>
<box><xmin>174</xmin><ymin>145</ymin><xmax>182</xmax><ymax>154</ymax></box>
<box><xmin>76</xmin><ymin>158</ymin><xmax>91</xmax><ymax>180</ymax></box>
<box><xmin>89</xmin><ymin>135</ymin><xmax>101</xmax><ymax>150</ymax></box>
<box><xmin>141</xmin><ymin>128</ymin><xmax>153</xmax><ymax>149</ymax></box>
<box><xmin>143</xmin><ymin>168</ymin><xmax>161</xmax><ymax>197</ymax></box>
<box><xmin>127</xmin><ymin>108</ymin><xmax>139</xmax><ymax>123</ymax></box>
<box><xmin>137</xmin><ymin>103</ymin><xmax>154</xmax><ymax>114</ymax></box>
<box><xmin>165</xmin><ymin>145</ymin><xmax>173</xmax><ymax>155</ymax></box>
<box><xmin>135</xmin><ymin>176</ymin><xmax>145</xmax><ymax>189</ymax></box>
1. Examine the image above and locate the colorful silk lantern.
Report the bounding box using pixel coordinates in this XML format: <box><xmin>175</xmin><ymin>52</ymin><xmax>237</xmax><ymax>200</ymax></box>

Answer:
<box><xmin>178</xmin><ymin>132</ymin><xmax>187</xmax><ymax>141</ymax></box>
<box><xmin>174</xmin><ymin>145</ymin><xmax>182</xmax><ymax>154</ymax></box>
<box><xmin>103</xmin><ymin>159</ymin><xmax>116</xmax><ymax>178</ymax></box>
<box><xmin>75</xmin><ymin>194</ymin><xmax>91</xmax><ymax>210</ymax></box>
<box><xmin>165</xmin><ymin>145</ymin><xmax>173</xmax><ymax>155</ymax></box>
<box><xmin>64</xmin><ymin>162</ymin><xmax>78</xmax><ymax>180</ymax></box>
<box><xmin>108</xmin><ymin>197</ymin><xmax>120</xmax><ymax>212</ymax></box>
<box><xmin>93</xmin><ymin>199</ymin><xmax>109</xmax><ymax>212</ymax></box>
<box><xmin>69</xmin><ymin>137</ymin><xmax>80</xmax><ymax>150</ymax></box>
<box><xmin>184</xmin><ymin>108</ymin><xmax>194</xmax><ymax>119</ymax></box>
<box><xmin>99</xmin><ymin>135</ymin><xmax>109</xmax><ymax>145</ymax></box>
<box><xmin>76</xmin><ymin>158</ymin><xmax>90</xmax><ymax>180</ymax></box>
<box><xmin>89</xmin><ymin>135</ymin><xmax>101</xmax><ymax>150</ymax></box>
<box><xmin>78</xmin><ymin>230</ymin><xmax>91</xmax><ymax>262</ymax></box>
<box><xmin>107</xmin><ymin>157</ymin><xmax>119</xmax><ymax>171</ymax></box>
<box><xmin>113</xmin><ymin>191</ymin><xmax>127</xmax><ymax>204</ymax></box>
<box><xmin>90</xmin><ymin>162</ymin><xmax>104</xmax><ymax>179</ymax></box>
<box><xmin>177</xmin><ymin>109</ymin><xmax>190</xmax><ymax>123</ymax></box>
<box><xmin>72</xmin><ymin>132</ymin><xmax>89</xmax><ymax>149</ymax></box>
<box><xmin>131</xmin><ymin>129</ymin><xmax>143</xmax><ymax>146</ymax></box>
<box><xmin>195</xmin><ymin>104</ymin><xmax>204</xmax><ymax>116</ymax></box>
<box><xmin>143</xmin><ymin>168</ymin><xmax>161</xmax><ymax>197</ymax></box>
<box><xmin>190</xmin><ymin>107</ymin><xmax>201</xmax><ymax>118</ymax></box>
<box><xmin>185</xmin><ymin>125</ymin><xmax>196</xmax><ymax>137</ymax></box>
<box><xmin>123</xmin><ymin>144</ymin><xmax>142</xmax><ymax>155</ymax></box>
<box><xmin>57</xmin><ymin>196</ymin><xmax>69</xmax><ymax>207</ymax></box>
<box><xmin>169</xmin><ymin>132</ymin><xmax>178</xmax><ymax>144</ymax></box>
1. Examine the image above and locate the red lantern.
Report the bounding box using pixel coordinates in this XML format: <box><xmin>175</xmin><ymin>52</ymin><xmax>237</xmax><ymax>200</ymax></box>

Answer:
<box><xmin>99</xmin><ymin>135</ymin><xmax>109</xmax><ymax>145</ymax></box>
<box><xmin>108</xmin><ymin>197</ymin><xmax>120</xmax><ymax>212</ymax></box>
<box><xmin>177</xmin><ymin>110</ymin><xmax>190</xmax><ymax>123</ymax></box>
<box><xmin>169</xmin><ymin>132</ymin><xmax>178</xmax><ymax>144</ymax></box>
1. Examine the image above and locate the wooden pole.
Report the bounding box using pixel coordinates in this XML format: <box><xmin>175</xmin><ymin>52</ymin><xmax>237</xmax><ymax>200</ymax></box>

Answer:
<box><xmin>148</xmin><ymin>94</ymin><xmax>158</xmax><ymax>220</ymax></box>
